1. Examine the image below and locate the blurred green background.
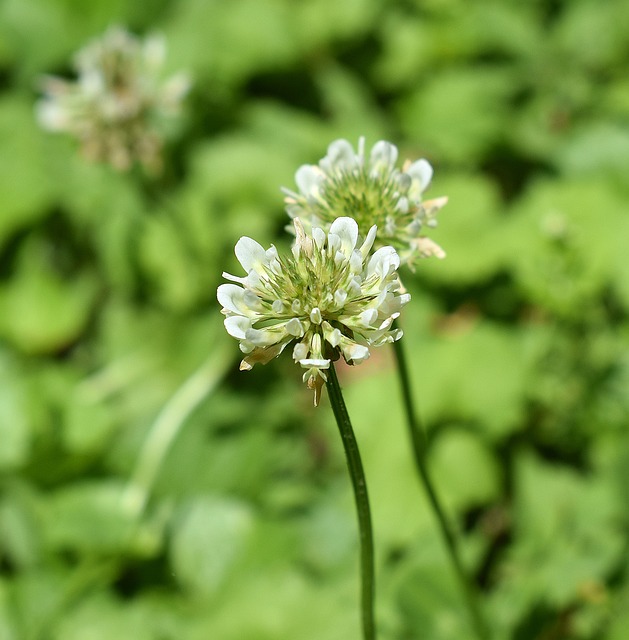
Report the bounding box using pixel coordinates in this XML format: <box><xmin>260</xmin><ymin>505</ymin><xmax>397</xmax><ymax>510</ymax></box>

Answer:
<box><xmin>1</xmin><ymin>0</ymin><xmax>629</xmax><ymax>638</ymax></box>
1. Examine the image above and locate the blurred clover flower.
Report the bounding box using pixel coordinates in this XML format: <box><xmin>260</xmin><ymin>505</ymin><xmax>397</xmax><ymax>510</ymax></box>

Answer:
<box><xmin>283</xmin><ymin>137</ymin><xmax>448</xmax><ymax>267</ymax></box>
<box><xmin>36</xmin><ymin>25</ymin><xmax>190</xmax><ymax>173</ymax></box>
<box><xmin>218</xmin><ymin>217</ymin><xmax>409</xmax><ymax>405</ymax></box>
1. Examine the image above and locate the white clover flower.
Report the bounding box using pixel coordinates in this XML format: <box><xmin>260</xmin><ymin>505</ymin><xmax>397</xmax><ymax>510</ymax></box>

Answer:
<box><xmin>283</xmin><ymin>137</ymin><xmax>448</xmax><ymax>267</ymax></box>
<box><xmin>218</xmin><ymin>217</ymin><xmax>410</xmax><ymax>405</ymax></box>
<box><xmin>36</xmin><ymin>25</ymin><xmax>191</xmax><ymax>173</ymax></box>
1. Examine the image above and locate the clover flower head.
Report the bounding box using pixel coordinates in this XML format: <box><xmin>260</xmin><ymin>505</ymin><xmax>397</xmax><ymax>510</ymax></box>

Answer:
<box><xmin>218</xmin><ymin>217</ymin><xmax>410</xmax><ymax>405</ymax></box>
<box><xmin>36</xmin><ymin>25</ymin><xmax>191</xmax><ymax>173</ymax></box>
<box><xmin>282</xmin><ymin>137</ymin><xmax>448</xmax><ymax>268</ymax></box>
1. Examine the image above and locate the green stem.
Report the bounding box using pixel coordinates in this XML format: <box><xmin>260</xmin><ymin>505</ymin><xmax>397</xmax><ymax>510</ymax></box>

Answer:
<box><xmin>325</xmin><ymin>362</ymin><xmax>376</xmax><ymax>640</ymax></box>
<box><xmin>122</xmin><ymin>341</ymin><xmax>232</xmax><ymax>519</ymax></box>
<box><xmin>392</xmin><ymin>337</ymin><xmax>491</xmax><ymax>640</ymax></box>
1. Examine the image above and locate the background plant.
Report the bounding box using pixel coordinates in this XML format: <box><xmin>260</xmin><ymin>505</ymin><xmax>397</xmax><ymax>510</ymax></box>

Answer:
<box><xmin>1</xmin><ymin>1</ymin><xmax>629</xmax><ymax>639</ymax></box>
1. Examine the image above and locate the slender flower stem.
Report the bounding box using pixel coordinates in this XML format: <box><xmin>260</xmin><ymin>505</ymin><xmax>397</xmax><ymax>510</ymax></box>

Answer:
<box><xmin>326</xmin><ymin>362</ymin><xmax>376</xmax><ymax>640</ymax></box>
<box><xmin>392</xmin><ymin>337</ymin><xmax>491</xmax><ymax>640</ymax></box>
<box><xmin>122</xmin><ymin>341</ymin><xmax>232</xmax><ymax>518</ymax></box>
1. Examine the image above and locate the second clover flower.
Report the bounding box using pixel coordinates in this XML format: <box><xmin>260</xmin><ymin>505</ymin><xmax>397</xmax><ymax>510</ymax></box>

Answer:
<box><xmin>283</xmin><ymin>137</ymin><xmax>448</xmax><ymax>268</ymax></box>
<box><xmin>218</xmin><ymin>217</ymin><xmax>410</xmax><ymax>405</ymax></box>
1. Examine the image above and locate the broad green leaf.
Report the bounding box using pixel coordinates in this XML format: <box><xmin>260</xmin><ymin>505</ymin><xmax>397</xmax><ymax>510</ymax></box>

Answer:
<box><xmin>398</xmin><ymin>67</ymin><xmax>513</xmax><ymax>165</ymax></box>
<box><xmin>42</xmin><ymin>481</ymin><xmax>136</xmax><ymax>554</ymax></box>
<box><xmin>51</xmin><ymin>593</ymin><xmax>155</xmax><ymax>640</ymax></box>
<box><xmin>0</xmin><ymin>484</ymin><xmax>42</xmax><ymax>570</ymax></box>
<box><xmin>506</xmin><ymin>178</ymin><xmax>629</xmax><ymax>312</ymax></box>
<box><xmin>62</xmin><ymin>389</ymin><xmax>118</xmax><ymax>455</ymax></box>
<box><xmin>138</xmin><ymin>214</ymin><xmax>206</xmax><ymax>311</ymax></box>
<box><xmin>429</xmin><ymin>428</ymin><xmax>501</xmax><ymax>512</ymax></box>
<box><xmin>170</xmin><ymin>496</ymin><xmax>254</xmax><ymax>597</ymax></box>
<box><xmin>502</xmin><ymin>452</ymin><xmax>624</xmax><ymax>609</ymax></box>
<box><xmin>0</xmin><ymin>357</ymin><xmax>30</xmax><ymax>470</ymax></box>
<box><xmin>0</xmin><ymin>579</ymin><xmax>17</xmax><ymax>640</ymax></box>
<box><xmin>10</xmin><ymin>568</ymin><xmax>74</xmax><ymax>639</ymax></box>
<box><xmin>556</xmin><ymin>122</ymin><xmax>629</xmax><ymax>181</ymax></box>
<box><xmin>0</xmin><ymin>239</ymin><xmax>96</xmax><ymax>355</ymax></box>
<box><xmin>0</xmin><ymin>98</ymin><xmax>55</xmax><ymax>246</ymax></box>
<box><xmin>418</xmin><ymin>174</ymin><xmax>507</xmax><ymax>285</ymax></box>
<box><xmin>392</xmin><ymin>552</ymin><xmax>472</xmax><ymax>640</ymax></box>
<box><xmin>402</xmin><ymin>315</ymin><xmax>532</xmax><ymax>439</ymax></box>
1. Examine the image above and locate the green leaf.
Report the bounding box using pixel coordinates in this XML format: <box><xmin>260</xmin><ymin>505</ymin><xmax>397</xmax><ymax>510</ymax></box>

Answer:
<box><xmin>501</xmin><ymin>452</ymin><xmax>624</xmax><ymax>610</ymax></box>
<box><xmin>170</xmin><ymin>496</ymin><xmax>254</xmax><ymax>597</ymax></box>
<box><xmin>429</xmin><ymin>428</ymin><xmax>501</xmax><ymax>512</ymax></box>
<box><xmin>0</xmin><ymin>239</ymin><xmax>96</xmax><ymax>355</ymax></box>
<box><xmin>62</xmin><ymin>389</ymin><xmax>118</xmax><ymax>455</ymax></box>
<box><xmin>556</xmin><ymin>122</ymin><xmax>629</xmax><ymax>181</ymax></box>
<box><xmin>138</xmin><ymin>214</ymin><xmax>205</xmax><ymax>311</ymax></box>
<box><xmin>507</xmin><ymin>178</ymin><xmax>629</xmax><ymax>312</ymax></box>
<box><xmin>398</xmin><ymin>67</ymin><xmax>513</xmax><ymax>165</ymax></box>
<box><xmin>418</xmin><ymin>173</ymin><xmax>507</xmax><ymax>285</ymax></box>
<box><xmin>51</xmin><ymin>593</ymin><xmax>155</xmax><ymax>640</ymax></box>
<box><xmin>0</xmin><ymin>356</ymin><xmax>30</xmax><ymax>470</ymax></box>
<box><xmin>392</xmin><ymin>550</ymin><xmax>472</xmax><ymax>640</ymax></box>
<box><xmin>403</xmin><ymin>315</ymin><xmax>532</xmax><ymax>439</ymax></box>
<box><xmin>10</xmin><ymin>568</ymin><xmax>74</xmax><ymax>639</ymax></box>
<box><xmin>0</xmin><ymin>483</ymin><xmax>42</xmax><ymax>571</ymax></box>
<box><xmin>0</xmin><ymin>98</ymin><xmax>55</xmax><ymax>246</ymax></box>
<box><xmin>0</xmin><ymin>579</ymin><xmax>17</xmax><ymax>640</ymax></box>
<box><xmin>42</xmin><ymin>481</ymin><xmax>136</xmax><ymax>554</ymax></box>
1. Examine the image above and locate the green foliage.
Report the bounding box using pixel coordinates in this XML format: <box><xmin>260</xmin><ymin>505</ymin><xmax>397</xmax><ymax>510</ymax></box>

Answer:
<box><xmin>1</xmin><ymin>0</ymin><xmax>628</xmax><ymax>638</ymax></box>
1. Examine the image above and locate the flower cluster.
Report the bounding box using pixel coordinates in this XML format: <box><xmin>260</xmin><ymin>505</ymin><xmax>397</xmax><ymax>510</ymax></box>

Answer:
<box><xmin>218</xmin><ymin>217</ymin><xmax>410</xmax><ymax>405</ymax></box>
<box><xmin>36</xmin><ymin>26</ymin><xmax>190</xmax><ymax>173</ymax></box>
<box><xmin>283</xmin><ymin>137</ymin><xmax>448</xmax><ymax>267</ymax></box>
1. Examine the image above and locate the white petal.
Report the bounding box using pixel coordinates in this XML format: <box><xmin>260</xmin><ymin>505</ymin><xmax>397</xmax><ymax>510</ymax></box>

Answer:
<box><xmin>334</xmin><ymin>289</ymin><xmax>348</xmax><ymax>306</ymax></box>
<box><xmin>395</xmin><ymin>197</ymin><xmax>409</xmax><ymax>214</ymax></box>
<box><xmin>217</xmin><ymin>283</ymin><xmax>257</xmax><ymax>315</ymax></box>
<box><xmin>221</xmin><ymin>271</ymin><xmax>246</xmax><ymax>284</ymax></box>
<box><xmin>350</xmin><ymin>251</ymin><xmax>363</xmax><ymax>273</ymax></box>
<box><xmin>322</xmin><ymin>139</ymin><xmax>356</xmax><ymax>171</ymax></box>
<box><xmin>322</xmin><ymin>322</ymin><xmax>342</xmax><ymax>347</ymax></box>
<box><xmin>329</xmin><ymin>328</ymin><xmax>342</xmax><ymax>347</ymax></box>
<box><xmin>224</xmin><ymin>316</ymin><xmax>251</xmax><ymax>339</ymax></box>
<box><xmin>35</xmin><ymin>101</ymin><xmax>69</xmax><ymax>131</ymax></box>
<box><xmin>312</xmin><ymin>227</ymin><xmax>326</xmax><ymax>249</ymax></box>
<box><xmin>367</xmin><ymin>246</ymin><xmax>400</xmax><ymax>280</ymax></box>
<box><xmin>341</xmin><ymin>342</ymin><xmax>370</xmax><ymax>364</ymax></box>
<box><xmin>235</xmin><ymin>236</ymin><xmax>268</xmax><ymax>273</ymax></box>
<box><xmin>369</xmin><ymin>141</ymin><xmax>398</xmax><ymax>173</ymax></box>
<box><xmin>293</xmin><ymin>218</ymin><xmax>313</xmax><ymax>258</ymax></box>
<box><xmin>295</xmin><ymin>165</ymin><xmax>323</xmax><ymax>196</ymax></box>
<box><xmin>359</xmin><ymin>225</ymin><xmax>378</xmax><ymax>259</ymax></box>
<box><xmin>161</xmin><ymin>72</ymin><xmax>192</xmax><ymax>104</ymax></box>
<box><xmin>414</xmin><ymin>237</ymin><xmax>446</xmax><ymax>259</ymax></box>
<box><xmin>299</xmin><ymin>358</ymin><xmax>330</xmax><ymax>368</ymax></box>
<box><xmin>327</xmin><ymin>232</ymin><xmax>341</xmax><ymax>254</ymax></box>
<box><xmin>143</xmin><ymin>34</ymin><xmax>166</xmax><ymax>69</ymax></box>
<box><xmin>293</xmin><ymin>342</ymin><xmax>309</xmax><ymax>361</ymax></box>
<box><xmin>245</xmin><ymin>326</ymin><xmax>287</xmax><ymax>347</ymax></box>
<box><xmin>347</xmin><ymin>277</ymin><xmax>362</xmax><ymax>296</ymax></box>
<box><xmin>286</xmin><ymin>318</ymin><xmax>305</xmax><ymax>337</ymax></box>
<box><xmin>406</xmin><ymin>159</ymin><xmax>433</xmax><ymax>192</ymax></box>
<box><xmin>360</xmin><ymin>308</ymin><xmax>378</xmax><ymax>327</ymax></box>
<box><xmin>310</xmin><ymin>307</ymin><xmax>323</xmax><ymax>324</ymax></box>
<box><xmin>329</xmin><ymin>217</ymin><xmax>358</xmax><ymax>257</ymax></box>
<box><xmin>357</xmin><ymin>136</ymin><xmax>366</xmax><ymax>163</ymax></box>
